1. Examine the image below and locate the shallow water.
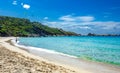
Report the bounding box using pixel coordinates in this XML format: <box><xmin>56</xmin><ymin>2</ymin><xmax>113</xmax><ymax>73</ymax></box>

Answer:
<box><xmin>19</xmin><ymin>36</ymin><xmax>120</xmax><ymax>65</ymax></box>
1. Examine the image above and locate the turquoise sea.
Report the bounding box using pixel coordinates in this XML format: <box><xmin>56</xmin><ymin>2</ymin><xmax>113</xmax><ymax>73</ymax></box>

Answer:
<box><xmin>19</xmin><ymin>36</ymin><xmax>120</xmax><ymax>66</ymax></box>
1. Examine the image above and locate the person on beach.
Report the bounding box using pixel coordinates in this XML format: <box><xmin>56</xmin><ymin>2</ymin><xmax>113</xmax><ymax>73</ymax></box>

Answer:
<box><xmin>16</xmin><ymin>37</ymin><xmax>17</xmax><ymax>43</ymax></box>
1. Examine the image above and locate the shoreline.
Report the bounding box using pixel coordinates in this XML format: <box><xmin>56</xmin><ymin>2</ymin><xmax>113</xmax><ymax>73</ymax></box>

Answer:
<box><xmin>0</xmin><ymin>37</ymin><xmax>120</xmax><ymax>73</ymax></box>
<box><xmin>16</xmin><ymin>37</ymin><xmax>120</xmax><ymax>67</ymax></box>
<box><xmin>13</xmin><ymin>38</ymin><xmax>120</xmax><ymax>67</ymax></box>
<box><xmin>0</xmin><ymin>37</ymin><xmax>88</xmax><ymax>73</ymax></box>
<box><xmin>12</xmin><ymin>37</ymin><xmax>120</xmax><ymax>72</ymax></box>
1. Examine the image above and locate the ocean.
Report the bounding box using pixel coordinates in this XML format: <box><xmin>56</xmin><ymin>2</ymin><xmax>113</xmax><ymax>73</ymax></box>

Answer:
<box><xmin>18</xmin><ymin>36</ymin><xmax>120</xmax><ymax>66</ymax></box>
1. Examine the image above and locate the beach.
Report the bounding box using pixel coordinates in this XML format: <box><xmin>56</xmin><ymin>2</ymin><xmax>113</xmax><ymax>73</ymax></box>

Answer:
<box><xmin>0</xmin><ymin>37</ymin><xmax>120</xmax><ymax>73</ymax></box>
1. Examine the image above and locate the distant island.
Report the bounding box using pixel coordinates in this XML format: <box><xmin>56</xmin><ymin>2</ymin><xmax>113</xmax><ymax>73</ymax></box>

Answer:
<box><xmin>87</xmin><ymin>33</ymin><xmax>120</xmax><ymax>36</ymax></box>
<box><xmin>0</xmin><ymin>16</ymin><xmax>78</xmax><ymax>37</ymax></box>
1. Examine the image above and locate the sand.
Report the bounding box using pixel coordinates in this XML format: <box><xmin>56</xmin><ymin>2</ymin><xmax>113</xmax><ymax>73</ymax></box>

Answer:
<box><xmin>0</xmin><ymin>37</ymin><xmax>120</xmax><ymax>73</ymax></box>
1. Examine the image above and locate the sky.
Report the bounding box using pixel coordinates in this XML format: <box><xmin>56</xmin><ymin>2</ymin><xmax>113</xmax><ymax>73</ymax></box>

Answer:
<box><xmin>0</xmin><ymin>0</ymin><xmax>120</xmax><ymax>35</ymax></box>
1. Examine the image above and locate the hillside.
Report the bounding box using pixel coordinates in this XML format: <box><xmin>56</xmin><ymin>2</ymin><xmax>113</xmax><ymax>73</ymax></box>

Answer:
<box><xmin>0</xmin><ymin>16</ymin><xmax>78</xmax><ymax>37</ymax></box>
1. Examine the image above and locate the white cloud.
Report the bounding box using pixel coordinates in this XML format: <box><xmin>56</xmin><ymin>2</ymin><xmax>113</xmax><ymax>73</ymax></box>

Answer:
<box><xmin>78</xmin><ymin>16</ymin><xmax>95</xmax><ymax>22</ymax></box>
<box><xmin>59</xmin><ymin>15</ymin><xmax>95</xmax><ymax>22</ymax></box>
<box><xmin>44</xmin><ymin>21</ymin><xmax>120</xmax><ymax>29</ymax></box>
<box><xmin>12</xmin><ymin>1</ymin><xmax>17</xmax><ymax>5</ymax></box>
<box><xmin>43</xmin><ymin>14</ymin><xmax>120</xmax><ymax>34</ymax></box>
<box><xmin>22</xmin><ymin>4</ymin><xmax>30</xmax><ymax>9</ymax></box>
<box><xmin>44</xmin><ymin>17</ymin><xmax>48</xmax><ymax>20</ymax></box>
<box><xmin>12</xmin><ymin>1</ymin><xmax>31</xmax><ymax>10</ymax></box>
<box><xmin>59</xmin><ymin>15</ymin><xmax>76</xmax><ymax>21</ymax></box>
<box><xmin>77</xmin><ymin>26</ymin><xmax>91</xmax><ymax>29</ymax></box>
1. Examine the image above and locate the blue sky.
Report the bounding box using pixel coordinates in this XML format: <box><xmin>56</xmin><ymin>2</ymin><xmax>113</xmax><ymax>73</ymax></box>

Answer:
<box><xmin>0</xmin><ymin>0</ymin><xmax>120</xmax><ymax>34</ymax></box>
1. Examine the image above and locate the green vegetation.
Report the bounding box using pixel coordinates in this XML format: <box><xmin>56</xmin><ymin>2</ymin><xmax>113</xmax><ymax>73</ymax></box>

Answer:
<box><xmin>0</xmin><ymin>16</ymin><xmax>78</xmax><ymax>37</ymax></box>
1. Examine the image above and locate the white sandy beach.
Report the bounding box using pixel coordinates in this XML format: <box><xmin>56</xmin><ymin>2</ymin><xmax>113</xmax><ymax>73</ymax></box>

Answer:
<box><xmin>0</xmin><ymin>37</ymin><xmax>120</xmax><ymax>73</ymax></box>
